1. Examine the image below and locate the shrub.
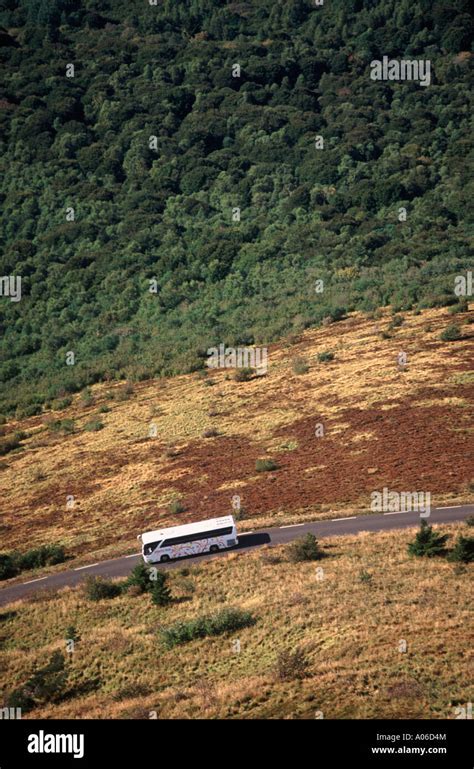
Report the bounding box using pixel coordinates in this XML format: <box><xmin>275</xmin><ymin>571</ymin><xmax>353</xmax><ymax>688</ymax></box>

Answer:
<box><xmin>288</xmin><ymin>533</ymin><xmax>323</xmax><ymax>562</ymax></box>
<box><xmin>440</xmin><ymin>323</ymin><xmax>462</xmax><ymax>342</ymax></box>
<box><xmin>80</xmin><ymin>389</ymin><xmax>94</xmax><ymax>407</ymax></box>
<box><xmin>83</xmin><ymin>419</ymin><xmax>104</xmax><ymax>432</ymax></box>
<box><xmin>53</xmin><ymin>396</ymin><xmax>72</xmax><ymax>410</ymax></box>
<box><xmin>112</xmin><ymin>683</ymin><xmax>151</xmax><ymax>702</ymax></box>
<box><xmin>234</xmin><ymin>367</ymin><xmax>254</xmax><ymax>382</ymax></box>
<box><xmin>276</xmin><ymin>647</ymin><xmax>309</xmax><ymax>681</ymax></box>
<box><xmin>98</xmin><ymin>405</ymin><xmax>111</xmax><ymax>413</ymax></box>
<box><xmin>235</xmin><ymin>506</ymin><xmax>247</xmax><ymax>521</ymax></box>
<box><xmin>328</xmin><ymin>306</ymin><xmax>347</xmax><ymax>322</ymax></box>
<box><xmin>317</xmin><ymin>351</ymin><xmax>335</xmax><ymax>363</ymax></box>
<box><xmin>151</xmin><ymin>572</ymin><xmax>172</xmax><ymax>606</ymax></box>
<box><xmin>407</xmin><ymin>521</ymin><xmax>449</xmax><ymax>557</ymax></box>
<box><xmin>84</xmin><ymin>576</ymin><xmax>123</xmax><ymax>601</ymax></box>
<box><xmin>64</xmin><ymin>625</ymin><xmax>80</xmax><ymax>644</ymax></box>
<box><xmin>255</xmin><ymin>458</ymin><xmax>278</xmax><ymax>472</ymax></box>
<box><xmin>465</xmin><ymin>516</ymin><xmax>474</xmax><ymax>527</ymax></box>
<box><xmin>0</xmin><ymin>554</ymin><xmax>19</xmax><ymax>580</ymax></box>
<box><xmin>388</xmin><ymin>314</ymin><xmax>404</xmax><ymax>329</ymax></box>
<box><xmin>169</xmin><ymin>499</ymin><xmax>185</xmax><ymax>515</ymax></box>
<box><xmin>46</xmin><ymin>418</ymin><xmax>75</xmax><ymax>435</ymax></box>
<box><xmin>0</xmin><ymin>436</ymin><xmax>21</xmax><ymax>456</ymax></box>
<box><xmin>202</xmin><ymin>427</ymin><xmax>220</xmax><ymax>438</ymax></box>
<box><xmin>160</xmin><ymin>608</ymin><xmax>254</xmax><ymax>648</ymax></box>
<box><xmin>448</xmin><ymin>298</ymin><xmax>468</xmax><ymax>314</ymax></box>
<box><xmin>358</xmin><ymin>569</ymin><xmax>372</xmax><ymax>584</ymax></box>
<box><xmin>292</xmin><ymin>357</ymin><xmax>309</xmax><ymax>375</ymax></box>
<box><xmin>16</xmin><ymin>404</ymin><xmax>42</xmax><ymax>418</ymax></box>
<box><xmin>16</xmin><ymin>544</ymin><xmax>65</xmax><ymax>571</ymax></box>
<box><xmin>448</xmin><ymin>535</ymin><xmax>474</xmax><ymax>564</ymax></box>
<box><xmin>116</xmin><ymin>382</ymin><xmax>134</xmax><ymax>400</ymax></box>
<box><xmin>0</xmin><ymin>545</ymin><xmax>66</xmax><ymax>580</ymax></box>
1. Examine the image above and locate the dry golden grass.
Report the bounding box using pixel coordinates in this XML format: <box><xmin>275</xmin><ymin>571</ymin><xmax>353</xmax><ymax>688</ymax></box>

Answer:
<box><xmin>0</xmin><ymin>522</ymin><xmax>472</xmax><ymax>719</ymax></box>
<box><xmin>0</xmin><ymin>305</ymin><xmax>472</xmax><ymax>568</ymax></box>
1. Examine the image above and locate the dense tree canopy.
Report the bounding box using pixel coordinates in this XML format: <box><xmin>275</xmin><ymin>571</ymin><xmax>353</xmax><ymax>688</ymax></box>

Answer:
<box><xmin>0</xmin><ymin>0</ymin><xmax>472</xmax><ymax>414</ymax></box>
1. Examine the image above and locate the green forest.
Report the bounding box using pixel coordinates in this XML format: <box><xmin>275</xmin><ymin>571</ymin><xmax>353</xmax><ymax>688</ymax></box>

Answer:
<box><xmin>0</xmin><ymin>0</ymin><xmax>472</xmax><ymax>416</ymax></box>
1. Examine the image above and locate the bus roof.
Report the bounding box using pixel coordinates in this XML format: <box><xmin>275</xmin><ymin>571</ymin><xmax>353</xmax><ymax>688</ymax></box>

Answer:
<box><xmin>139</xmin><ymin>516</ymin><xmax>235</xmax><ymax>545</ymax></box>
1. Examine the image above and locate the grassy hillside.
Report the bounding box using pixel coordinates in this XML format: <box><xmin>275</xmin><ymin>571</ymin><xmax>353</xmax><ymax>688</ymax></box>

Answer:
<box><xmin>0</xmin><ymin>305</ymin><xmax>472</xmax><ymax>570</ymax></box>
<box><xmin>0</xmin><ymin>0</ymin><xmax>473</xmax><ymax>415</ymax></box>
<box><xmin>0</xmin><ymin>522</ymin><xmax>472</xmax><ymax>719</ymax></box>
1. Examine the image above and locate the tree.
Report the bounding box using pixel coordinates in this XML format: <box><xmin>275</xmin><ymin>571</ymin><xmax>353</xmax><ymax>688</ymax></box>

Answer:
<box><xmin>407</xmin><ymin>521</ymin><xmax>449</xmax><ymax>558</ymax></box>
<box><xmin>126</xmin><ymin>562</ymin><xmax>154</xmax><ymax>594</ymax></box>
<box><xmin>151</xmin><ymin>572</ymin><xmax>172</xmax><ymax>606</ymax></box>
<box><xmin>448</xmin><ymin>535</ymin><xmax>474</xmax><ymax>564</ymax></box>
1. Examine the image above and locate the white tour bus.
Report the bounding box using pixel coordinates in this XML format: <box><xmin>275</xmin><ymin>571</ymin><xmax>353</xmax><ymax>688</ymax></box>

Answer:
<box><xmin>137</xmin><ymin>515</ymin><xmax>238</xmax><ymax>564</ymax></box>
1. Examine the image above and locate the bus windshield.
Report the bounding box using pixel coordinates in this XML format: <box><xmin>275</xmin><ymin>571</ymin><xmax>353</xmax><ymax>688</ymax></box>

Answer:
<box><xmin>143</xmin><ymin>541</ymin><xmax>162</xmax><ymax>556</ymax></box>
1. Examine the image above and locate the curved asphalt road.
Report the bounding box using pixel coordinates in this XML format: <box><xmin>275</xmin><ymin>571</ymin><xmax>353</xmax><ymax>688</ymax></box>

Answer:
<box><xmin>0</xmin><ymin>504</ymin><xmax>472</xmax><ymax>607</ymax></box>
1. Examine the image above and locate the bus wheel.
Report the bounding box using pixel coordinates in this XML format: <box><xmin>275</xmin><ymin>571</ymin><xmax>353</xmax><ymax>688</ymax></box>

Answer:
<box><xmin>160</xmin><ymin>554</ymin><xmax>170</xmax><ymax>563</ymax></box>
<box><xmin>209</xmin><ymin>545</ymin><xmax>219</xmax><ymax>554</ymax></box>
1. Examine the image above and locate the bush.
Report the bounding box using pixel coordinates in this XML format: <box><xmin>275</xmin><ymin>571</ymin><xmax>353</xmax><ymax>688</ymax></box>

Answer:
<box><xmin>64</xmin><ymin>625</ymin><xmax>80</xmax><ymax>644</ymax></box>
<box><xmin>292</xmin><ymin>357</ymin><xmax>309</xmax><ymax>375</ymax></box>
<box><xmin>0</xmin><ymin>436</ymin><xmax>21</xmax><ymax>456</ymax></box>
<box><xmin>288</xmin><ymin>533</ymin><xmax>323</xmax><ymax>562</ymax></box>
<box><xmin>160</xmin><ymin>608</ymin><xmax>254</xmax><ymax>648</ymax></box>
<box><xmin>16</xmin><ymin>544</ymin><xmax>65</xmax><ymax>571</ymax></box>
<box><xmin>465</xmin><ymin>516</ymin><xmax>474</xmax><ymax>527</ymax></box>
<box><xmin>358</xmin><ymin>569</ymin><xmax>373</xmax><ymax>584</ymax></box>
<box><xmin>169</xmin><ymin>499</ymin><xmax>185</xmax><ymax>515</ymax></box>
<box><xmin>98</xmin><ymin>405</ymin><xmax>111</xmax><ymax>413</ymax></box>
<box><xmin>83</xmin><ymin>419</ymin><xmax>104</xmax><ymax>432</ymax></box>
<box><xmin>448</xmin><ymin>535</ymin><xmax>474</xmax><ymax>564</ymax></box>
<box><xmin>276</xmin><ymin>647</ymin><xmax>309</xmax><ymax>681</ymax></box>
<box><xmin>388</xmin><ymin>314</ymin><xmax>404</xmax><ymax>330</ymax></box>
<box><xmin>116</xmin><ymin>382</ymin><xmax>134</xmax><ymax>400</ymax></box>
<box><xmin>151</xmin><ymin>572</ymin><xmax>172</xmax><ymax>606</ymax></box>
<box><xmin>0</xmin><ymin>554</ymin><xmax>19</xmax><ymax>580</ymax></box>
<box><xmin>448</xmin><ymin>298</ymin><xmax>468</xmax><ymax>314</ymax></box>
<box><xmin>234</xmin><ymin>367</ymin><xmax>254</xmax><ymax>382</ymax></box>
<box><xmin>407</xmin><ymin>521</ymin><xmax>449</xmax><ymax>557</ymax></box>
<box><xmin>328</xmin><ymin>306</ymin><xmax>347</xmax><ymax>322</ymax></box>
<box><xmin>0</xmin><ymin>544</ymin><xmax>66</xmax><ymax>580</ymax></box>
<box><xmin>53</xmin><ymin>396</ymin><xmax>72</xmax><ymax>410</ymax></box>
<box><xmin>255</xmin><ymin>458</ymin><xmax>278</xmax><ymax>472</ymax></box>
<box><xmin>202</xmin><ymin>427</ymin><xmax>220</xmax><ymax>438</ymax></box>
<box><xmin>440</xmin><ymin>324</ymin><xmax>462</xmax><ymax>342</ymax></box>
<box><xmin>46</xmin><ymin>418</ymin><xmax>75</xmax><ymax>435</ymax></box>
<box><xmin>317</xmin><ymin>351</ymin><xmax>335</xmax><ymax>363</ymax></box>
<box><xmin>84</xmin><ymin>576</ymin><xmax>123</xmax><ymax>601</ymax></box>
<box><xmin>80</xmin><ymin>389</ymin><xmax>94</xmax><ymax>407</ymax></box>
<box><xmin>16</xmin><ymin>404</ymin><xmax>42</xmax><ymax>418</ymax></box>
